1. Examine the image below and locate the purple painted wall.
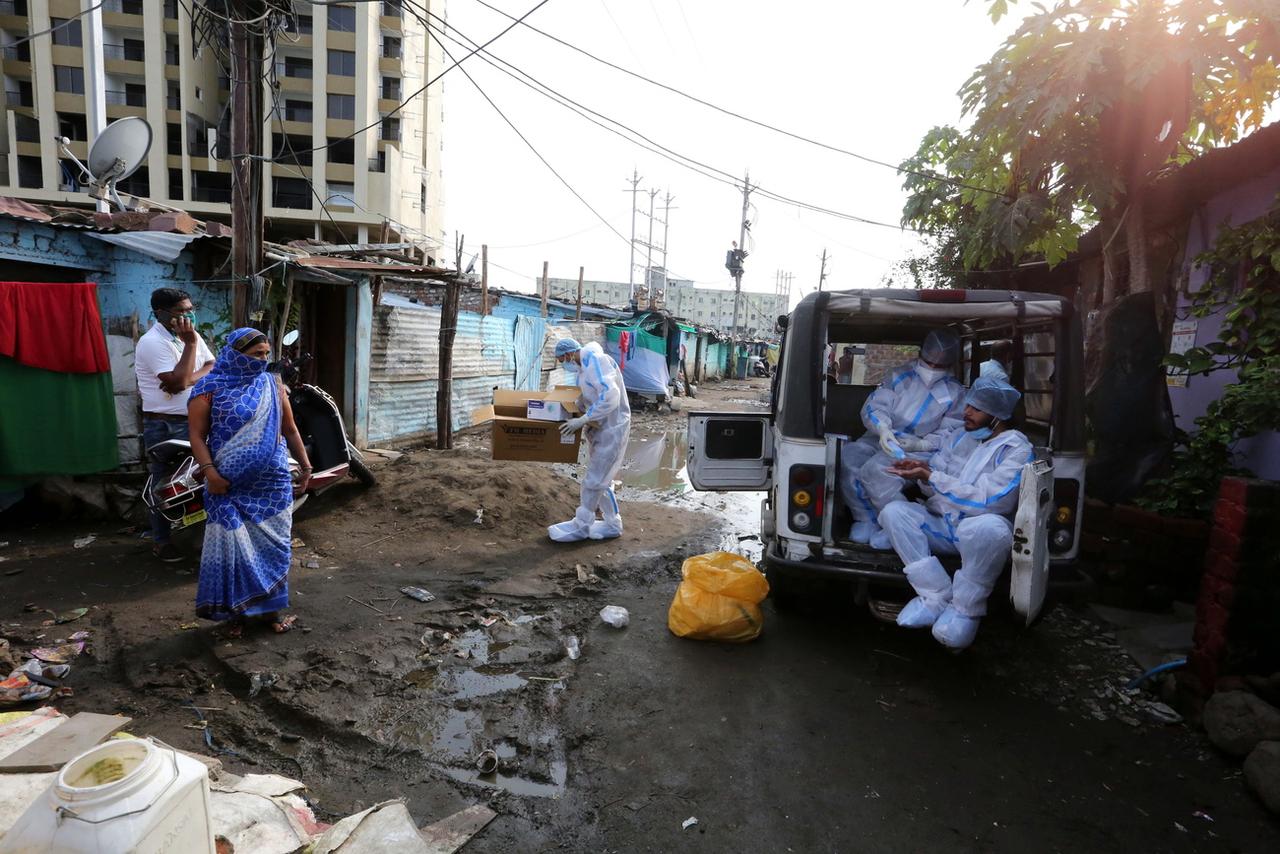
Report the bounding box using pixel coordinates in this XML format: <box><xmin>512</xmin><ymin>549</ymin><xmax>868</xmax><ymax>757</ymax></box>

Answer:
<box><xmin>1171</xmin><ymin>164</ymin><xmax>1280</xmax><ymax>480</ymax></box>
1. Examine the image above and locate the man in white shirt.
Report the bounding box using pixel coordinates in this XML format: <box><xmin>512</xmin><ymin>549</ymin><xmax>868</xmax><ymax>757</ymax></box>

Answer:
<box><xmin>134</xmin><ymin>288</ymin><xmax>215</xmax><ymax>562</ymax></box>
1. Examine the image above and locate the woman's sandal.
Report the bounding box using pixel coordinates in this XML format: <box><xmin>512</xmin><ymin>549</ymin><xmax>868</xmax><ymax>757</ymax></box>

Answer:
<box><xmin>271</xmin><ymin>614</ymin><xmax>298</xmax><ymax>634</ymax></box>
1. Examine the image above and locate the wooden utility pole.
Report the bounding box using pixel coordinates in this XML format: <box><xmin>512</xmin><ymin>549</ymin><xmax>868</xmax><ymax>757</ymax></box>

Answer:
<box><xmin>576</xmin><ymin>266</ymin><xmax>584</xmax><ymax>321</ymax></box>
<box><xmin>818</xmin><ymin>248</ymin><xmax>829</xmax><ymax>291</ymax></box>
<box><xmin>230</xmin><ymin>0</ymin><xmax>265</xmax><ymax>327</ymax></box>
<box><xmin>480</xmin><ymin>244</ymin><xmax>489</xmax><ymax>315</ymax></box>
<box><xmin>540</xmin><ymin>261</ymin><xmax>549</xmax><ymax>317</ymax></box>
<box><xmin>437</xmin><ymin>235</ymin><xmax>464</xmax><ymax>449</ymax></box>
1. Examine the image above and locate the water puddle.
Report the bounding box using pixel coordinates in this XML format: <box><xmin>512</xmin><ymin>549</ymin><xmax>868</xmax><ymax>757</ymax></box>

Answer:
<box><xmin>619</xmin><ymin>429</ymin><xmax>765</xmax><ymax>561</ymax></box>
<box><xmin>438</xmin><ymin>757</ymin><xmax>567</xmax><ymax>799</ymax></box>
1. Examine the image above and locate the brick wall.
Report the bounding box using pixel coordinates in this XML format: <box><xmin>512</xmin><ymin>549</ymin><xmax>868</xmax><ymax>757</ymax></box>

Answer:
<box><xmin>860</xmin><ymin>344</ymin><xmax>917</xmax><ymax>385</ymax></box>
<box><xmin>384</xmin><ymin>280</ymin><xmax>487</xmax><ymax>314</ymax></box>
<box><xmin>1185</xmin><ymin>477</ymin><xmax>1280</xmax><ymax>696</ymax></box>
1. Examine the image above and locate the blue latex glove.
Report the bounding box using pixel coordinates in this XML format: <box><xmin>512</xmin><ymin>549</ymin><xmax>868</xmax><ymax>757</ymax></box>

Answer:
<box><xmin>878</xmin><ymin>427</ymin><xmax>906</xmax><ymax>460</ymax></box>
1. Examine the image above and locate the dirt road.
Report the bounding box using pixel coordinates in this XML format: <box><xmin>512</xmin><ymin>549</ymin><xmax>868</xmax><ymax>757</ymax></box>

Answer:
<box><xmin>1</xmin><ymin>377</ymin><xmax>1276</xmax><ymax>850</ymax></box>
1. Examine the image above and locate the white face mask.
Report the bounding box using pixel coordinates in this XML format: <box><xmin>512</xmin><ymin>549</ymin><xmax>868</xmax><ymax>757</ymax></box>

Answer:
<box><xmin>915</xmin><ymin>362</ymin><xmax>948</xmax><ymax>385</ymax></box>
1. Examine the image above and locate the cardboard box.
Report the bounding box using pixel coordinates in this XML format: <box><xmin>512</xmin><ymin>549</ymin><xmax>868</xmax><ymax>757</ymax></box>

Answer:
<box><xmin>472</xmin><ymin>388</ymin><xmax>583</xmax><ymax>463</ymax></box>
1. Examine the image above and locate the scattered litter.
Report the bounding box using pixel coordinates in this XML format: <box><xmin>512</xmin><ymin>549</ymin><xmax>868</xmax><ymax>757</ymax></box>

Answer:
<box><xmin>304</xmin><ymin>560</ymin><xmax>321</xmax><ymax>569</ymax></box>
<box><xmin>399</xmin><ymin>587</ymin><xmax>435</xmax><ymax>603</ymax></box>
<box><xmin>178</xmin><ymin>622</ymin><xmax>200</xmax><ymax>631</ymax></box>
<box><xmin>575</xmin><ymin>564</ymin><xmax>601</xmax><ymax>585</ymax></box>
<box><xmin>248</xmin><ymin>672</ymin><xmax>278</xmax><ymax>699</ymax></box>
<box><xmin>52</xmin><ymin>608</ymin><xmax>88</xmax><ymax>625</ymax></box>
<box><xmin>682</xmin><ymin>816</ymin><xmax>698</xmax><ymax>830</ymax></box>
<box><xmin>475</xmin><ymin>748</ymin><xmax>498</xmax><ymax>775</ymax></box>
<box><xmin>1192</xmin><ymin>810</ymin><xmax>1214</xmax><ymax>822</ymax></box>
<box><xmin>478</xmin><ymin>616</ymin><xmax>499</xmax><ymax>628</ymax></box>
<box><xmin>474</xmin><ymin>508</ymin><xmax>485</xmax><ymax>525</ymax></box>
<box><xmin>599</xmin><ymin>606</ymin><xmax>630</xmax><ymax>628</ymax></box>
<box><xmin>69</xmin><ymin>631</ymin><xmax>91</xmax><ymax>642</ymax></box>
<box><xmin>1174</xmin><ymin>821</ymin><xmax>1188</xmax><ymax>833</ymax></box>
<box><xmin>72</xmin><ymin>536</ymin><xmax>96</xmax><ymax>549</ymax></box>
<box><xmin>564</xmin><ymin>635</ymin><xmax>581</xmax><ymax>661</ymax></box>
<box><xmin>29</xmin><ymin>643</ymin><xmax>84</xmax><ymax>664</ymax></box>
<box><xmin>418</xmin><ymin>804</ymin><xmax>498</xmax><ymax>853</ymax></box>
<box><xmin>345</xmin><ymin>596</ymin><xmax>385</xmax><ymax>615</ymax></box>
<box><xmin>1138</xmin><ymin>700</ymin><xmax>1183</xmax><ymax>725</ymax></box>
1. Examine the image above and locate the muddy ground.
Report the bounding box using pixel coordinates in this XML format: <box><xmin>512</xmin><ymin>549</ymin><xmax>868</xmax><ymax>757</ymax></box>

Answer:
<box><xmin>2</xmin><ymin>377</ymin><xmax>1278</xmax><ymax>851</ymax></box>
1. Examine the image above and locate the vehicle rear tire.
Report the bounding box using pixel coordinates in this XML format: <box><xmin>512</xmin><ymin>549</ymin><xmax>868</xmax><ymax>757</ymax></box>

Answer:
<box><xmin>349</xmin><ymin>456</ymin><xmax>378</xmax><ymax>487</ymax></box>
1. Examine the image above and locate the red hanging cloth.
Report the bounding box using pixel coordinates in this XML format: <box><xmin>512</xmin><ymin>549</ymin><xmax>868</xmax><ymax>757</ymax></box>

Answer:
<box><xmin>617</xmin><ymin>331</ymin><xmax>630</xmax><ymax>371</ymax></box>
<box><xmin>0</xmin><ymin>282</ymin><xmax>111</xmax><ymax>374</ymax></box>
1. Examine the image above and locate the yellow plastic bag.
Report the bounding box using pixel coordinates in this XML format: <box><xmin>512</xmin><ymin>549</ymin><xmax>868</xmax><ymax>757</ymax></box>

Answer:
<box><xmin>667</xmin><ymin>551</ymin><xmax>770</xmax><ymax>642</ymax></box>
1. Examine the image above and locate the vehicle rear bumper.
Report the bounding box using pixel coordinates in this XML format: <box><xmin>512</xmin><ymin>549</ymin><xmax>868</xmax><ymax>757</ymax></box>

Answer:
<box><xmin>763</xmin><ymin>541</ymin><xmax>1094</xmax><ymax>598</ymax></box>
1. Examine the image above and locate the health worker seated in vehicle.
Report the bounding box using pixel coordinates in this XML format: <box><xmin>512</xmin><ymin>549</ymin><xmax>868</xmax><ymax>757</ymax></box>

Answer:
<box><xmin>839</xmin><ymin>329</ymin><xmax>965</xmax><ymax>548</ymax></box>
<box><xmin>877</xmin><ymin>377</ymin><xmax>1033</xmax><ymax>650</ymax></box>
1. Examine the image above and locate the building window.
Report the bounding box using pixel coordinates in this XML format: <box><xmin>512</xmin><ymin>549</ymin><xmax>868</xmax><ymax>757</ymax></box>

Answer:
<box><xmin>117</xmin><ymin>166</ymin><xmax>149</xmax><ymax>198</ymax></box>
<box><xmin>326</xmin><ymin>182</ymin><xmax>355</xmax><ymax>207</ymax></box>
<box><xmin>419</xmin><ymin>183</ymin><xmax>426</xmax><ymax>211</ymax></box>
<box><xmin>51</xmin><ymin>18</ymin><xmax>83</xmax><ymax>47</ymax></box>
<box><xmin>166</xmin><ymin>122</ymin><xmax>182</xmax><ymax>155</ymax></box>
<box><xmin>167</xmin><ymin>81</ymin><xmax>180</xmax><ymax>110</ymax></box>
<box><xmin>125</xmin><ymin>83</ymin><xmax>146</xmax><ymax>107</ymax></box>
<box><xmin>192</xmin><ymin>170</ymin><xmax>231</xmax><ymax>203</ymax></box>
<box><xmin>327</xmin><ymin>49</ymin><xmax>355</xmax><ymax>76</ymax></box>
<box><xmin>381</xmin><ymin>77</ymin><xmax>400</xmax><ymax>100</ymax></box>
<box><xmin>53</xmin><ymin>65</ymin><xmax>85</xmax><ymax>94</ymax></box>
<box><xmin>273</xmin><ymin>133</ymin><xmax>313</xmax><ymax>166</ymax></box>
<box><xmin>289</xmin><ymin>14</ymin><xmax>313</xmax><ymax>35</ymax></box>
<box><xmin>380</xmin><ymin>116</ymin><xmax>399</xmax><ymax>142</ymax></box>
<box><xmin>273</xmin><ymin>176</ymin><xmax>312</xmax><ymax>209</ymax></box>
<box><xmin>117</xmin><ymin>0</ymin><xmax>145</xmax><ymax>14</ymax></box>
<box><xmin>164</xmin><ymin>0</ymin><xmax>178</xmax><ymax>19</ymax></box>
<box><xmin>14</xmin><ymin>113</ymin><xmax>40</xmax><ymax>143</ymax></box>
<box><xmin>327</xmin><ymin>94</ymin><xmax>355</xmax><ymax>120</ymax></box>
<box><xmin>284</xmin><ymin>99</ymin><xmax>313</xmax><ymax>122</ymax></box>
<box><xmin>168</xmin><ymin>167</ymin><xmax>183</xmax><ymax>201</ymax></box>
<box><xmin>382</xmin><ymin>1</ymin><xmax>402</xmax><ymax>17</ymax></box>
<box><xmin>327</xmin><ymin>137</ymin><xmax>354</xmax><ymax>164</ymax></box>
<box><xmin>283</xmin><ymin>55</ymin><xmax>313</xmax><ymax>79</ymax></box>
<box><xmin>371</xmin><ymin>150</ymin><xmax>386</xmax><ymax>172</ymax></box>
<box><xmin>383</xmin><ymin>36</ymin><xmax>401</xmax><ymax>59</ymax></box>
<box><xmin>165</xmin><ymin>36</ymin><xmax>179</xmax><ymax>65</ymax></box>
<box><xmin>17</xmin><ymin>155</ymin><xmax>41</xmax><ymax>188</ymax></box>
<box><xmin>327</xmin><ymin>5</ymin><xmax>356</xmax><ymax>32</ymax></box>
<box><xmin>57</xmin><ymin>112</ymin><xmax>87</xmax><ymax>141</ymax></box>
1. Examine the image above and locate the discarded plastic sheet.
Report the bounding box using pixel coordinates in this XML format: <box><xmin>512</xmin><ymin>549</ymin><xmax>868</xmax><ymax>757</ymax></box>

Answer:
<box><xmin>599</xmin><ymin>606</ymin><xmax>629</xmax><ymax>628</ymax></box>
<box><xmin>474</xmin><ymin>508</ymin><xmax>485</xmax><ymax>525</ymax></box>
<box><xmin>72</xmin><ymin>535</ymin><xmax>96</xmax><ymax>549</ymax></box>
<box><xmin>418</xmin><ymin>804</ymin><xmax>498</xmax><ymax>853</ymax></box>
<box><xmin>310</xmin><ymin>800</ymin><xmax>435</xmax><ymax>854</ymax></box>
<box><xmin>53</xmin><ymin>608</ymin><xmax>89</xmax><ymax>625</ymax></box>
<box><xmin>29</xmin><ymin>642</ymin><xmax>85</xmax><ymax>664</ymax></box>
<box><xmin>248</xmin><ymin>673</ymin><xmax>278</xmax><ymax>699</ymax></box>
<box><xmin>400</xmin><ymin>587</ymin><xmax>436</xmax><ymax>603</ymax></box>
<box><xmin>564</xmin><ymin>635</ymin><xmax>581</xmax><ymax>661</ymax></box>
<box><xmin>682</xmin><ymin>816</ymin><xmax>698</xmax><ymax>830</ymax></box>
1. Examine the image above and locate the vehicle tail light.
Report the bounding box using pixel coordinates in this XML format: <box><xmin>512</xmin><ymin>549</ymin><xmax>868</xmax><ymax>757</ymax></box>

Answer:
<box><xmin>1050</xmin><ymin>478</ymin><xmax>1080</xmax><ymax>553</ymax></box>
<box><xmin>788</xmin><ymin>464</ymin><xmax>823</xmax><ymax>534</ymax></box>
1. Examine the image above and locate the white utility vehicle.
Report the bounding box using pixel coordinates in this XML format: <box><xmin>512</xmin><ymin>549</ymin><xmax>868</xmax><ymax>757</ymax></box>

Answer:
<box><xmin>687</xmin><ymin>288</ymin><xmax>1089</xmax><ymax>623</ymax></box>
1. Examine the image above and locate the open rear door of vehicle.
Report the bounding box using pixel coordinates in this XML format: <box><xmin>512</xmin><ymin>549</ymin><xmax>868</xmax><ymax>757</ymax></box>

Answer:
<box><xmin>1010</xmin><ymin>459</ymin><xmax>1053</xmax><ymax>625</ymax></box>
<box><xmin>686</xmin><ymin>412</ymin><xmax>772</xmax><ymax>491</ymax></box>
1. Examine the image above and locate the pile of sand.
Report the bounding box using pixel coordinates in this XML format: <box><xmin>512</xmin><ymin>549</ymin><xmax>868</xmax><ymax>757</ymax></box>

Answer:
<box><xmin>353</xmin><ymin>447</ymin><xmax>580</xmax><ymax>532</ymax></box>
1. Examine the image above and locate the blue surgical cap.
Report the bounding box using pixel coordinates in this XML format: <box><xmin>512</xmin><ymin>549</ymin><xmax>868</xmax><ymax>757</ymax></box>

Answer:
<box><xmin>921</xmin><ymin>329</ymin><xmax>961</xmax><ymax>366</ymax></box>
<box><xmin>554</xmin><ymin>338</ymin><xmax>582</xmax><ymax>358</ymax></box>
<box><xmin>964</xmin><ymin>376</ymin><xmax>1021</xmax><ymax>421</ymax></box>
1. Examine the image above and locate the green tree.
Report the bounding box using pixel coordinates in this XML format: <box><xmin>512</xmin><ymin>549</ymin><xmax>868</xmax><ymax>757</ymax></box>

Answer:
<box><xmin>902</xmin><ymin>0</ymin><xmax>1280</xmax><ymax>293</ymax></box>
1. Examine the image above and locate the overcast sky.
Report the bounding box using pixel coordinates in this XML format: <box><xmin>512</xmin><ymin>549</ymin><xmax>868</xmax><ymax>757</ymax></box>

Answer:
<box><xmin>438</xmin><ymin>0</ymin><xmax>1018</xmax><ymax>307</ymax></box>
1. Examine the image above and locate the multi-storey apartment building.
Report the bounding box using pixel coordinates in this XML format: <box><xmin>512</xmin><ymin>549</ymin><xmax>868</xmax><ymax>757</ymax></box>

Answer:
<box><xmin>542</xmin><ymin>271</ymin><xmax>787</xmax><ymax>337</ymax></box>
<box><xmin>0</xmin><ymin>0</ymin><xmax>444</xmax><ymax>256</ymax></box>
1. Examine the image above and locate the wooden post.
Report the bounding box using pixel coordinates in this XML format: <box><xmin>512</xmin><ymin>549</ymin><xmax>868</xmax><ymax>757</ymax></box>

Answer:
<box><xmin>576</xmin><ymin>266</ymin><xmax>583</xmax><ymax>321</ymax></box>
<box><xmin>540</xmin><ymin>261</ymin><xmax>549</xmax><ymax>317</ymax></box>
<box><xmin>275</xmin><ymin>268</ymin><xmax>294</xmax><ymax>358</ymax></box>
<box><xmin>437</xmin><ymin>276</ymin><xmax>460</xmax><ymax>450</ymax></box>
<box><xmin>481</xmin><ymin>244</ymin><xmax>489</xmax><ymax>315</ymax></box>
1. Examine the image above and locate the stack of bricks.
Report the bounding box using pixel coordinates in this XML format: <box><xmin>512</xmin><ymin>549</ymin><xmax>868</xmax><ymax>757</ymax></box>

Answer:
<box><xmin>1185</xmin><ymin>477</ymin><xmax>1280</xmax><ymax>697</ymax></box>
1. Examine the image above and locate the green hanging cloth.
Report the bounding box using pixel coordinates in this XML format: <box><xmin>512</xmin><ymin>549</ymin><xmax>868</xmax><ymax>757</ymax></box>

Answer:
<box><xmin>0</xmin><ymin>356</ymin><xmax>118</xmax><ymax>489</ymax></box>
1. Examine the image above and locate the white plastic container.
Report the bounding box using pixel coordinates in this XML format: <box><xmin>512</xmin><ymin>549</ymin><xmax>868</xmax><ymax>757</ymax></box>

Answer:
<box><xmin>0</xmin><ymin>738</ymin><xmax>215</xmax><ymax>854</ymax></box>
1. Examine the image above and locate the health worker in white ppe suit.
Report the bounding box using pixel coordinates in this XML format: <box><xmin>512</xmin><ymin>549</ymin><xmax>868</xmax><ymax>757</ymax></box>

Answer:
<box><xmin>547</xmin><ymin>338</ymin><xmax>632</xmax><ymax>543</ymax></box>
<box><xmin>839</xmin><ymin>329</ymin><xmax>965</xmax><ymax>547</ymax></box>
<box><xmin>878</xmin><ymin>376</ymin><xmax>1033</xmax><ymax>650</ymax></box>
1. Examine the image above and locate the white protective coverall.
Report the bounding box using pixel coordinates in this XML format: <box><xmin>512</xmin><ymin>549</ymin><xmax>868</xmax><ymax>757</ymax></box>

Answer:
<box><xmin>878</xmin><ymin>426</ymin><xmax>1034</xmax><ymax>649</ymax></box>
<box><xmin>839</xmin><ymin>362</ymin><xmax>965</xmax><ymax>538</ymax></box>
<box><xmin>548</xmin><ymin>342</ymin><xmax>632</xmax><ymax>542</ymax></box>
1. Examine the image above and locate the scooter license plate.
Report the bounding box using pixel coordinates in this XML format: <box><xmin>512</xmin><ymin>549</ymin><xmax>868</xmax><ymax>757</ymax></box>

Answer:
<box><xmin>181</xmin><ymin>509</ymin><xmax>207</xmax><ymax>528</ymax></box>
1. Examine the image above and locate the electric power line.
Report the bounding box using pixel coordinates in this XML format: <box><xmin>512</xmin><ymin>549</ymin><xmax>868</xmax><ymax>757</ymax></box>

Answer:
<box><xmin>469</xmin><ymin>0</ymin><xmax>1013</xmax><ymax>201</ymax></box>
<box><xmin>5</xmin><ymin>2</ymin><xmax>104</xmax><ymax>49</ymax></box>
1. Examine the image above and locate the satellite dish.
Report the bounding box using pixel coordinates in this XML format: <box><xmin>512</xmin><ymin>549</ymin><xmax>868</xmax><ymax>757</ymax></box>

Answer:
<box><xmin>58</xmin><ymin>117</ymin><xmax>152</xmax><ymax>211</ymax></box>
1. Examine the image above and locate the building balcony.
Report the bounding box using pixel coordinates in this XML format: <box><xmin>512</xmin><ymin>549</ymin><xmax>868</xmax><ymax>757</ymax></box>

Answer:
<box><xmin>103</xmin><ymin>43</ymin><xmax>146</xmax><ymax>62</ymax></box>
<box><xmin>1</xmin><ymin>44</ymin><xmax>30</xmax><ymax>62</ymax></box>
<box><xmin>104</xmin><ymin>0</ymin><xmax>146</xmax><ymax>14</ymax></box>
<box><xmin>5</xmin><ymin>90</ymin><xmax>33</xmax><ymax>108</ymax></box>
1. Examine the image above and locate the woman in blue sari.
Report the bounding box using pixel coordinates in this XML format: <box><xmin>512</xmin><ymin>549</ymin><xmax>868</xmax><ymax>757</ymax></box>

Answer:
<box><xmin>187</xmin><ymin>328</ymin><xmax>312</xmax><ymax>636</ymax></box>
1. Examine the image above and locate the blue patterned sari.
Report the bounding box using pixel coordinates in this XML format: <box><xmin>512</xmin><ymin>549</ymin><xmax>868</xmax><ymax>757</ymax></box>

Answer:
<box><xmin>192</xmin><ymin>328</ymin><xmax>293</xmax><ymax>622</ymax></box>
